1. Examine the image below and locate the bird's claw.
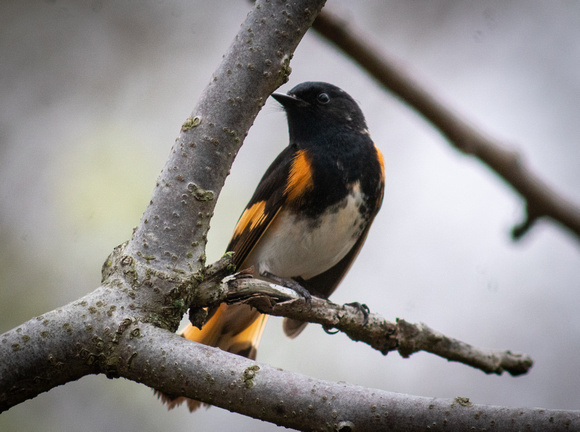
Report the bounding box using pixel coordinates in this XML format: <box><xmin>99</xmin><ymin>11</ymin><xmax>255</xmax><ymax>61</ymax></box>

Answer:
<box><xmin>322</xmin><ymin>326</ymin><xmax>339</xmax><ymax>335</ymax></box>
<box><xmin>345</xmin><ymin>301</ymin><xmax>370</xmax><ymax>326</ymax></box>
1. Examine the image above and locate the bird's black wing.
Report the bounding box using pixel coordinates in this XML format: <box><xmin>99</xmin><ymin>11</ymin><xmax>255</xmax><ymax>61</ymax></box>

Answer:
<box><xmin>226</xmin><ymin>145</ymin><xmax>296</xmax><ymax>268</ymax></box>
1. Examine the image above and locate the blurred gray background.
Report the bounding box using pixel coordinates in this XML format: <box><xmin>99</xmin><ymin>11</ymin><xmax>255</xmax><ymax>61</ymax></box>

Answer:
<box><xmin>1</xmin><ymin>1</ymin><xmax>579</xmax><ymax>431</ymax></box>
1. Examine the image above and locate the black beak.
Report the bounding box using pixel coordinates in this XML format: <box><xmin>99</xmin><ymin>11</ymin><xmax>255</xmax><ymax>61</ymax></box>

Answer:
<box><xmin>271</xmin><ymin>92</ymin><xmax>307</xmax><ymax>108</ymax></box>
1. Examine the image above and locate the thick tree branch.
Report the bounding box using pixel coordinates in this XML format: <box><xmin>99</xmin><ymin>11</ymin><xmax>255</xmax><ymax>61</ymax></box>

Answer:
<box><xmin>0</xmin><ymin>285</ymin><xmax>135</xmax><ymax>409</ymax></box>
<box><xmin>125</xmin><ymin>0</ymin><xmax>325</xmax><ymax>277</ymax></box>
<box><xmin>115</xmin><ymin>0</ymin><xmax>326</xmax><ymax>332</ymax></box>
<box><xmin>312</xmin><ymin>9</ymin><xmax>580</xmax><ymax>242</ymax></box>
<box><xmin>118</xmin><ymin>325</ymin><xmax>580</xmax><ymax>432</ymax></box>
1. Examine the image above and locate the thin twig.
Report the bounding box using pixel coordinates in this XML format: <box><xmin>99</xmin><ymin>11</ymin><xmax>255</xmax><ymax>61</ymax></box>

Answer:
<box><xmin>312</xmin><ymin>9</ymin><xmax>580</xmax><ymax>242</ymax></box>
<box><xmin>224</xmin><ymin>276</ymin><xmax>533</xmax><ymax>376</ymax></box>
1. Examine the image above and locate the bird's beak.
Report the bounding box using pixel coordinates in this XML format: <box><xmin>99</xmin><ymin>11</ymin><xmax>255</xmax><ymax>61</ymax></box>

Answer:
<box><xmin>271</xmin><ymin>92</ymin><xmax>307</xmax><ymax>108</ymax></box>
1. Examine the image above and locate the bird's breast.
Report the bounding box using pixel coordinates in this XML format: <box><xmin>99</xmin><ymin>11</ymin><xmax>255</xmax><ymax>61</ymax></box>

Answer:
<box><xmin>249</xmin><ymin>183</ymin><xmax>367</xmax><ymax>280</ymax></box>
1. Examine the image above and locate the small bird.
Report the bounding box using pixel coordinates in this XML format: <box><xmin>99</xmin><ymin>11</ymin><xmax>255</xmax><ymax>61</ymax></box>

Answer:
<box><xmin>159</xmin><ymin>81</ymin><xmax>384</xmax><ymax>411</ymax></box>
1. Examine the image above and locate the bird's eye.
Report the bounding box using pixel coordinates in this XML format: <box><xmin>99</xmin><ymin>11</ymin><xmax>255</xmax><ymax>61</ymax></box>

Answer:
<box><xmin>317</xmin><ymin>93</ymin><xmax>330</xmax><ymax>104</ymax></box>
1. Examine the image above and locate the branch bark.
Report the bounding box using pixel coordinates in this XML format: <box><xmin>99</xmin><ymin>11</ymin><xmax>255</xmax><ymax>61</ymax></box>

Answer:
<box><xmin>117</xmin><ymin>325</ymin><xmax>579</xmax><ymax>432</ymax></box>
<box><xmin>312</xmin><ymin>9</ymin><xmax>580</xmax><ymax>242</ymax></box>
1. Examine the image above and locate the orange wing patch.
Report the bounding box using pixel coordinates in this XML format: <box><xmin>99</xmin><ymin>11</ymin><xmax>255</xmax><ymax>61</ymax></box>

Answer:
<box><xmin>285</xmin><ymin>149</ymin><xmax>314</xmax><ymax>201</ymax></box>
<box><xmin>233</xmin><ymin>200</ymin><xmax>267</xmax><ymax>238</ymax></box>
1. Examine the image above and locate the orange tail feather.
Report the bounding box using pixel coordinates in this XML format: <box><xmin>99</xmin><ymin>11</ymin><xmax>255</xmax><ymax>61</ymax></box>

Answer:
<box><xmin>156</xmin><ymin>304</ymin><xmax>268</xmax><ymax>411</ymax></box>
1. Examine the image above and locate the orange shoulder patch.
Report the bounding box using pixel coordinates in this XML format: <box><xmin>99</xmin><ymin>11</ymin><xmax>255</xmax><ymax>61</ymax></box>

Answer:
<box><xmin>233</xmin><ymin>200</ymin><xmax>267</xmax><ymax>237</ymax></box>
<box><xmin>285</xmin><ymin>149</ymin><xmax>314</xmax><ymax>201</ymax></box>
<box><xmin>374</xmin><ymin>144</ymin><xmax>385</xmax><ymax>181</ymax></box>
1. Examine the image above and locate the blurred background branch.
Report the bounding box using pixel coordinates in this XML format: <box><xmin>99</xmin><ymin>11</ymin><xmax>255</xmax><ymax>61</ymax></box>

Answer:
<box><xmin>313</xmin><ymin>8</ymin><xmax>580</xmax><ymax>242</ymax></box>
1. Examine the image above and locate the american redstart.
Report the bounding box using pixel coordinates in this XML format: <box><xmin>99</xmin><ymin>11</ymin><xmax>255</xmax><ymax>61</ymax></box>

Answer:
<box><xmin>159</xmin><ymin>81</ymin><xmax>385</xmax><ymax>411</ymax></box>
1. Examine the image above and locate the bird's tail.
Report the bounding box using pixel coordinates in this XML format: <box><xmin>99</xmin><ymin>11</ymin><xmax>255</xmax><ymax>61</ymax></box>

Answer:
<box><xmin>156</xmin><ymin>303</ymin><xmax>268</xmax><ymax>411</ymax></box>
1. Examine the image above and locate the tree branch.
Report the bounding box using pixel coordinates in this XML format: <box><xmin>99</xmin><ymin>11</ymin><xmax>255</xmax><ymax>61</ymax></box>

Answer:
<box><xmin>117</xmin><ymin>324</ymin><xmax>580</xmax><ymax>432</ymax></box>
<box><xmin>0</xmin><ymin>285</ymin><xmax>134</xmax><ymax>409</ymax></box>
<box><xmin>125</xmin><ymin>0</ymin><xmax>326</xmax><ymax>277</ymax></box>
<box><xmin>1</xmin><ymin>292</ymin><xmax>576</xmax><ymax>431</ymax></box>
<box><xmin>312</xmin><ymin>8</ymin><xmax>580</xmax><ymax>242</ymax></box>
<box><xmin>217</xmin><ymin>275</ymin><xmax>532</xmax><ymax>376</ymax></box>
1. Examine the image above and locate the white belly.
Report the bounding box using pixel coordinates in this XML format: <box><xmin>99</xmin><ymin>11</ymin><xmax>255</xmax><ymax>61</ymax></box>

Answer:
<box><xmin>249</xmin><ymin>190</ymin><xmax>365</xmax><ymax>280</ymax></box>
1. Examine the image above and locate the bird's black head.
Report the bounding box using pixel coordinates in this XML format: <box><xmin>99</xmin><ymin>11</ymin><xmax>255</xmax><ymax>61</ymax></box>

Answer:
<box><xmin>271</xmin><ymin>82</ymin><xmax>368</xmax><ymax>143</ymax></box>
